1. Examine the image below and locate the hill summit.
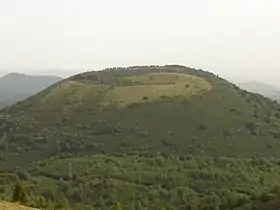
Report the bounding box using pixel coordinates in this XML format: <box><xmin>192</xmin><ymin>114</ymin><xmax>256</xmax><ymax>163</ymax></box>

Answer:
<box><xmin>1</xmin><ymin>65</ymin><xmax>280</xmax><ymax>168</ymax></box>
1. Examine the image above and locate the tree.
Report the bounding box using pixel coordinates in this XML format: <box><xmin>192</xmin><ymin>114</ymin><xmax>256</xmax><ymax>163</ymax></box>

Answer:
<box><xmin>36</xmin><ymin>196</ymin><xmax>47</xmax><ymax>208</ymax></box>
<box><xmin>12</xmin><ymin>182</ymin><xmax>27</xmax><ymax>204</ymax></box>
<box><xmin>55</xmin><ymin>194</ymin><xmax>70</xmax><ymax>210</ymax></box>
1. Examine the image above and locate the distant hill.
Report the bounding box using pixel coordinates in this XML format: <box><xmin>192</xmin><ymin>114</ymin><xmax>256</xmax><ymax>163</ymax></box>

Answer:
<box><xmin>238</xmin><ymin>81</ymin><xmax>280</xmax><ymax>101</ymax></box>
<box><xmin>0</xmin><ymin>73</ymin><xmax>62</xmax><ymax>108</ymax></box>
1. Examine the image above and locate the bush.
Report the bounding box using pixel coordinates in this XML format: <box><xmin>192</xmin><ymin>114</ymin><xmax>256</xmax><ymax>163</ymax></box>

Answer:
<box><xmin>246</xmin><ymin>122</ymin><xmax>259</xmax><ymax>132</ymax></box>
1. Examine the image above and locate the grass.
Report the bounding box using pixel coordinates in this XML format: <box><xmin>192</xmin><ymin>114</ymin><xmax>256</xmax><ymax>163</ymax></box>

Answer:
<box><xmin>105</xmin><ymin>73</ymin><xmax>211</xmax><ymax>107</ymax></box>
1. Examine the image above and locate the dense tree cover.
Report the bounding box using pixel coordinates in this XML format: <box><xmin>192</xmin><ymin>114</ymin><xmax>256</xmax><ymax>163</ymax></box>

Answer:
<box><xmin>1</xmin><ymin>154</ymin><xmax>280</xmax><ymax>209</ymax></box>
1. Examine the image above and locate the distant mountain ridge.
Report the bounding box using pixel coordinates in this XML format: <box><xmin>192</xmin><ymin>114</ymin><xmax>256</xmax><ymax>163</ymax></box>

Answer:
<box><xmin>0</xmin><ymin>73</ymin><xmax>62</xmax><ymax>108</ymax></box>
<box><xmin>238</xmin><ymin>81</ymin><xmax>280</xmax><ymax>101</ymax></box>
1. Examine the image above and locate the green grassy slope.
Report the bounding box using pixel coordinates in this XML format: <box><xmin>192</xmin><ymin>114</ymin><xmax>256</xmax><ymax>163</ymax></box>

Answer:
<box><xmin>1</xmin><ymin>65</ymin><xmax>280</xmax><ymax>169</ymax></box>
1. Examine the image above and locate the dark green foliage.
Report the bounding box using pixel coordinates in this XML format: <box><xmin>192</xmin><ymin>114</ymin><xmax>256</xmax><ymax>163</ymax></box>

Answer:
<box><xmin>55</xmin><ymin>194</ymin><xmax>70</xmax><ymax>210</ymax></box>
<box><xmin>3</xmin><ymin>154</ymin><xmax>280</xmax><ymax>209</ymax></box>
<box><xmin>12</xmin><ymin>182</ymin><xmax>27</xmax><ymax>204</ymax></box>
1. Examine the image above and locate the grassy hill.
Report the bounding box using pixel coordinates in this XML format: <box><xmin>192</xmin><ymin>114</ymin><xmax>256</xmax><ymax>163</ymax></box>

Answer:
<box><xmin>1</xmin><ymin>65</ymin><xmax>280</xmax><ymax>168</ymax></box>
<box><xmin>2</xmin><ymin>65</ymin><xmax>280</xmax><ymax>209</ymax></box>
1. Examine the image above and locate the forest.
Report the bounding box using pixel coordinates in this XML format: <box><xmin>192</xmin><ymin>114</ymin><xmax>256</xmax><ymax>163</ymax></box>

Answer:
<box><xmin>2</xmin><ymin>154</ymin><xmax>280</xmax><ymax>209</ymax></box>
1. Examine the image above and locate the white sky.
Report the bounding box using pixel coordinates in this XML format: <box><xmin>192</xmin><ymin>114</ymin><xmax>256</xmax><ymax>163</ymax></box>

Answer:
<box><xmin>1</xmin><ymin>0</ymin><xmax>280</xmax><ymax>84</ymax></box>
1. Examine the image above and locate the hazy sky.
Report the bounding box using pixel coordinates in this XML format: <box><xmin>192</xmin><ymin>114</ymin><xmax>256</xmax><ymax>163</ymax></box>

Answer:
<box><xmin>1</xmin><ymin>0</ymin><xmax>280</xmax><ymax>84</ymax></box>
